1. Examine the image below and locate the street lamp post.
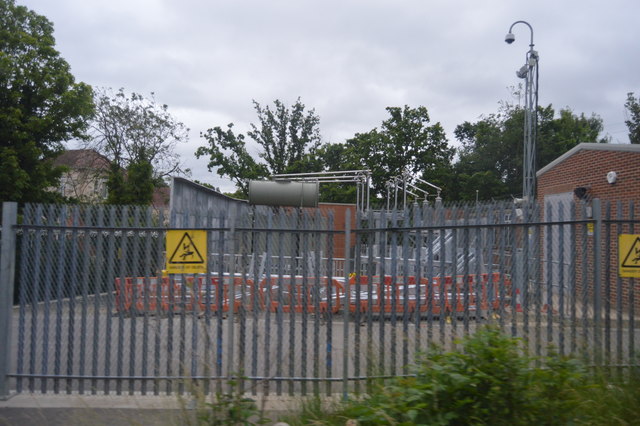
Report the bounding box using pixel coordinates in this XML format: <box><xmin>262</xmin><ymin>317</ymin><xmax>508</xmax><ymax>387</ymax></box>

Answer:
<box><xmin>505</xmin><ymin>20</ymin><xmax>539</xmax><ymax>203</ymax></box>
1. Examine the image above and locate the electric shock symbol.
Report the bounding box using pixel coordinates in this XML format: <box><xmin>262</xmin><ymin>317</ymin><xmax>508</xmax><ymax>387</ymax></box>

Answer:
<box><xmin>619</xmin><ymin>235</ymin><xmax>640</xmax><ymax>278</ymax></box>
<box><xmin>179</xmin><ymin>242</ymin><xmax>195</xmax><ymax>260</ymax></box>
<box><xmin>169</xmin><ymin>232</ymin><xmax>204</xmax><ymax>264</ymax></box>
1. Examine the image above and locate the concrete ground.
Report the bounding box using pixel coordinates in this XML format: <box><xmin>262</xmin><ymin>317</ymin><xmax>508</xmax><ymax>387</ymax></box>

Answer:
<box><xmin>0</xmin><ymin>393</ymin><xmax>300</xmax><ymax>426</ymax></box>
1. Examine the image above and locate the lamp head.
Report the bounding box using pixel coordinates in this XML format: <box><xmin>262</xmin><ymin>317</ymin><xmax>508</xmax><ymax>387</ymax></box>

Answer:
<box><xmin>505</xmin><ymin>32</ymin><xmax>515</xmax><ymax>44</ymax></box>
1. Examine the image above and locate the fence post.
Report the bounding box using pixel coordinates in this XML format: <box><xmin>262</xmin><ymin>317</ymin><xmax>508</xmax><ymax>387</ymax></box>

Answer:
<box><xmin>0</xmin><ymin>202</ymin><xmax>18</xmax><ymax>399</ymax></box>
<box><xmin>342</xmin><ymin>210</ymin><xmax>351</xmax><ymax>400</ymax></box>
<box><xmin>592</xmin><ymin>198</ymin><xmax>602</xmax><ymax>365</ymax></box>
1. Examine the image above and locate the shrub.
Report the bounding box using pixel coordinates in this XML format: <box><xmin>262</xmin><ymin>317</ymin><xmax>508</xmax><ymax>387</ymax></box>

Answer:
<box><xmin>338</xmin><ymin>327</ymin><xmax>587</xmax><ymax>425</ymax></box>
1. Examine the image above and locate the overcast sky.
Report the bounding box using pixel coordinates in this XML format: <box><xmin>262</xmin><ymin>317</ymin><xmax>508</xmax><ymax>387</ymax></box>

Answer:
<box><xmin>17</xmin><ymin>0</ymin><xmax>640</xmax><ymax>191</ymax></box>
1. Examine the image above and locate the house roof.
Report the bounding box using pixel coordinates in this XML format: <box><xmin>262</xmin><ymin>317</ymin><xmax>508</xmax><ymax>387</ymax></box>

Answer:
<box><xmin>171</xmin><ymin>177</ymin><xmax>245</xmax><ymax>203</ymax></box>
<box><xmin>537</xmin><ymin>143</ymin><xmax>640</xmax><ymax>177</ymax></box>
<box><xmin>53</xmin><ymin>149</ymin><xmax>111</xmax><ymax>170</ymax></box>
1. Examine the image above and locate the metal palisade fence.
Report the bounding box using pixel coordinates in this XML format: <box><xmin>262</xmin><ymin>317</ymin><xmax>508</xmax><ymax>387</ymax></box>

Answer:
<box><xmin>0</xmin><ymin>199</ymin><xmax>639</xmax><ymax>398</ymax></box>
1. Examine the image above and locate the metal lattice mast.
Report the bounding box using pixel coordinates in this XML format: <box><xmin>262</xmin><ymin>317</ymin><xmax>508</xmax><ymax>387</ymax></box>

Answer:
<box><xmin>506</xmin><ymin>21</ymin><xmax>539</xmax><ymax>202</ymax></box>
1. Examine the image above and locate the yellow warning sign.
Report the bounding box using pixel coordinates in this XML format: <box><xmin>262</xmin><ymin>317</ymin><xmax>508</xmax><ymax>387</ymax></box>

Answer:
<box><xmin>619</xmin><ymin>234</ymin><xmax>640</xmax><ymax>278</ymax></box>
<box><xmin>166</xmin><ymin>230</ymin><xmax>207</xmax><ymax>274</ymax></box>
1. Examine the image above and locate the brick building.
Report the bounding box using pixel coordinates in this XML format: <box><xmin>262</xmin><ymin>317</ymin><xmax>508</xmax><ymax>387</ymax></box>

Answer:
<box><xmin>536</xmin><ymin>143</ymin><xmax>640</xmax><ymax>310</ymax></box>
<box><xmin>537</xmin><ymin>143</ymin><xmax>640</xmax><ymax>205</ymax></box>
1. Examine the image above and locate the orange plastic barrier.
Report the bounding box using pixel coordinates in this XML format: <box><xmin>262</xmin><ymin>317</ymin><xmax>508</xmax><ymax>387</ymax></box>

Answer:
<box><xmin>193</xmin><ymin>276</ymin><xmax>256</xmax><ymax>313</ymax></box>
<box><xmin>348</xmin><ymin>275</ymin><xmax>444</xmax><ymax>315</ymax></box>
<box><xmin>115</xmin><ymin>277</ymin><xmax>185</xmax><ymax>313</ymax></box>
<box><xmin>258</xmin><ymin>276</ymin><xmax>345</xmax><ymax>314</ymax></box>
<box><xmin>348</xmin><ymin>273</ymin><xmax>512</xmax><ymax>316</ymax></box>
<box><xmin>115</xmin><ymin>273</ymin><xmax>512</xmax><ymax>316</ymax></box>
<box><xmin>437</xmin><ymin>273</ymin><xmax>512</xmax><ymax>313</ymax></box>
<box><xmin>115</xmin><ymin>276</ymin><xmax>255</xmax><ymax>314</ymax></box>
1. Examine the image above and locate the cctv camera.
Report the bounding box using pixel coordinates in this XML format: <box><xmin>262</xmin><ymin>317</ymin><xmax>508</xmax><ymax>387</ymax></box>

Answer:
<box><xmin>516</xmin><ymin>65</ymin><xmax>528</xmax><ymax>79</ymax></box>
<box><xmin>505</xmin><ymin>33</ymin><xmax>515</xmax><ymax>44</ymax></box>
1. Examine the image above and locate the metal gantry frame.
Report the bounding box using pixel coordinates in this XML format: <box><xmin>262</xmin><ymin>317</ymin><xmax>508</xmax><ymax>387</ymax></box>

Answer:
<box><xmin>272</xmin><ymin>168</ymin><xmax>443</xmax><ymax>212</ymax></box>
<box><xmin>271</xmin><ymin>170</ymin><xmax>372</xmax><ymax>212</ymax></box>
<box><xmin>385</xmin><ymin>169</ymin><xmax>442</xmax><ymax>211</ymax></box>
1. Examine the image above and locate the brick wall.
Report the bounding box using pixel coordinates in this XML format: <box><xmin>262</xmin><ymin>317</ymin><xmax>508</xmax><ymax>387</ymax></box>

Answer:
<box><xmin>537</xmin><ymin>145</ymin><xmax>640</xmax><ymax>311</ymax></box>
<box><xmin>317</xmin><ymin>203</ymin><xmax>356</xmax><ymax>260</ymax></box>
<box><xmin>537</xmin><ymin>147</ymin><xmax>640</xmax><ymax>207</ymax></box>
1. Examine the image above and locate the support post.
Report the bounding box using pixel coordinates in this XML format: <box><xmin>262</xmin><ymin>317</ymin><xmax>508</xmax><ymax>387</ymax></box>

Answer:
<box><xmin>342</xmin><ymin>210</ymin><xmax>351</xmax><ymax>400</ymax></box>
<box><xmin>0</xmin><ymin>202</ymin><xmax>18</xmax><ymax>399</ymax></box>
<box><xmin>592</xmin><ymin>198</ymin><xmax>602</xmax><ymax>365</ymax></box>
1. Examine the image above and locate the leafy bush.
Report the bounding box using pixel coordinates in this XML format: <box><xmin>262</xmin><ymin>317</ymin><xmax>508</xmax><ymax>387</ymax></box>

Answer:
<box><xmin>338</xmin><ymin>327</ymin><xmax>587</xmax><ymax>425</ymax></box>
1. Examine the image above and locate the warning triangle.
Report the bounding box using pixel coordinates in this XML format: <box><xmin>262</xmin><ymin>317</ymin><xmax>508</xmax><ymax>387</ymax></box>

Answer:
<box><xmin>168</xmin><ymin>232</ymin><xmax>205</xmax><ymax>264</ymax></box>
<box><xmin>621</xmin><ymin>236</ymin><xmax>640</xmax><ymax>269</ymax></box>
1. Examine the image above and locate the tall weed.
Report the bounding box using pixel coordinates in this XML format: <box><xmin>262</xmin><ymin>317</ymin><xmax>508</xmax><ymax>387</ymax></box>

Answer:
<box><xmin>575</xmin><ymin>367</ymin><xmax>640</xmax><ymax>425</ymax></box>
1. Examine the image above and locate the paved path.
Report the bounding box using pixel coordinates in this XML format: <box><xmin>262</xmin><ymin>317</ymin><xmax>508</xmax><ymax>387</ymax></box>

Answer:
<box><xmin>0</xmin><ymin>393</ymin><xmax>298</xmax><ymax>425</ymax></box>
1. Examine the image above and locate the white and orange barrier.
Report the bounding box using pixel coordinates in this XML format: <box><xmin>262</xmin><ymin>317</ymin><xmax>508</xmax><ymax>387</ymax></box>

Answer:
<box><xmin>258</xmin><ymin>276</ymin><xmax>345</xmax><ymax>314</ymax></box>
<box><xmin>347</xmin><ymin>273</ymin><xmax>512</xmax><ymax>316</ymax></box>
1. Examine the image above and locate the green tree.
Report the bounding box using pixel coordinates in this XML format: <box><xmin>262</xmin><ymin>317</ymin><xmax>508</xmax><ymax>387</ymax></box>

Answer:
<box><xmin>196</xmin><ymin>98</ymin><xmax>322</xmax><ymax>196</ymax></box>
<box><xmin>87</xmin><ymin>88</ymin><xmax>189</xmax><ymax>204</ymax></box>
<box><xmin>453</xmin><ymin>102</ymin><xmax>605</xmax><ymax>200</ymax></box>
<box><xmin>310</xmin><ymin>142</ymin><xmax>360</xmax><ymax>203</ymax></box>
<box><xmin>624</xmin><ymin>92</ymin><xmax>640</xmax><ymax>144</ymax></box>
<box><xmin>195</xmin><ymin>123</ymin><xmax>268</xmax><ymax>197</ymax></box>
<box><xmin>105</xmin><ymin>162</ymin><xmax>126</xmax><ymax>205</ymax></box>
<box><xmin>106</xmin><ymin>149</ymin><xmax>154</xmax><ymax>205</ymax></box>
<box><xmin>329</xmin><ymin>106</ymin><xmax>454</xmax><ymax>201</ymax></box>
<box><xmin>450</xmin><ymin>170</ymin><xmax>509</xmax><ymax>202</ymax></box>
<box><xmin>538</xmin><ymin>106</ymin><xmax>605</xmax><ymax>163</ymax></box>
<box><xmin>0</xmin><ymin>0</ymin><xmax>93</xmax><ymax>203</ymax></box>
<box><xmin>122</xmin><ymin>153</ymin><xmax>154</xmax><ymax>205</ymax></box>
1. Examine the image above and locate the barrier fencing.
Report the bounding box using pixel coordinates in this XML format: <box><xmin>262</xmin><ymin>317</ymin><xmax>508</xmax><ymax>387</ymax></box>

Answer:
<box><xmin>1</xmin><ymin>199</ymin><xmax>639</xmax><ymax>398</ymax></box>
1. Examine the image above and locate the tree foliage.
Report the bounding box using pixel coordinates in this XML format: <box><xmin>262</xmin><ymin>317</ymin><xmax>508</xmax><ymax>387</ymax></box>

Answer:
<box><xmin>106</xmin><ymin>155</ymin><xmax>154</xmax><ymax>205</ymax></box>
<box><xmin>312</xmin><ymin>142</ymin><xmax>359</xmax><ymax>203</ymax></box>
<box><xmin>0</xmin><ymin>0</ymin><xmax>93</xmax><ymax>203</ymax></box>
<box><xmin>249</xmin><ymin>99</ymin><xmax>321</xmax><ymax>174</ymax></box>
<box><xmin>625</xmin><ymin>92</ymin><xmax>640</xmax><ymax>144</ymax></box>
<box><xmin>452</xmin><ymin>102</ymin><xmax>606</xmax><ymax>200</ymax></box>
<box><xmin>195</xmin><ymin>123</ymin><xmax>268</xmax><ymax>197</ymax></box>
<box><xmin>318</xmin><ymin>106</ymin><xmax>454</xmax><ymax>201</ymax></box>
<box><xmin>196</xmin><ymin>98</ymin><xmax>322</xmax><ymax>196</ymax></box>
<box><xmin>87</xmin><ymin>88</ymin><xmax>189</xmax><ymax>204</ymax></box>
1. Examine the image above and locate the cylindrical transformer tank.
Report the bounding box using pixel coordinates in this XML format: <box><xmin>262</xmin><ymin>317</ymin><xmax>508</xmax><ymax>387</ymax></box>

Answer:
<box><xmin>248</xmin><ymin>180</ymin><xmax>319</xmax><ymax>208</ymax></box>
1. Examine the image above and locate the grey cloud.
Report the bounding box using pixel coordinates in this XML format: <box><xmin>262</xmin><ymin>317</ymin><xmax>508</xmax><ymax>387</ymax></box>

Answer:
<box><xmin>16</xmin><ymin>0</ymin><xmax>640</xmax><ymax>191</ymax></box>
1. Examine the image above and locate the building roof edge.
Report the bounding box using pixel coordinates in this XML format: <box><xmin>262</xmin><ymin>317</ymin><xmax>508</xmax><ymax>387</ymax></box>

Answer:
<box><xmin>537</xmin><ymin>143</ymin><xmax>640</xmax><ymax>177</ymax></box>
